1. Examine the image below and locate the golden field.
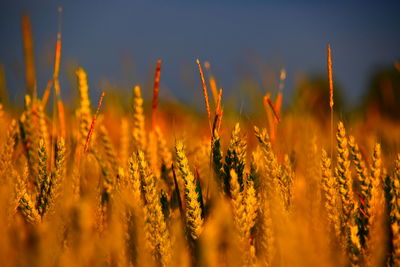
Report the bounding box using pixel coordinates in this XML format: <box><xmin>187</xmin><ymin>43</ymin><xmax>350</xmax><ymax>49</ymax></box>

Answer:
<box><xmin>1</xmin><ymin>13</ymin><xmax>400</xmax><ymax>267</ymax></box>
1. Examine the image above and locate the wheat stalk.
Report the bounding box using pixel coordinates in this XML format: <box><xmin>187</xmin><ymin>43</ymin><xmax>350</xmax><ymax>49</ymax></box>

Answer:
<box><xmin>21</xmin><ymin>14</ymin><xmax>37</xmax><ymax>97</ymax></box>
<box><xmin>196</xmin><ymin>59</ymin><xmax>212</xmax><ymax>135</ymax></box>
<box><xmin>84</xmin><ymin>92</ymin><xmax>105</xmax><ymax>153</ymax></box>
<box><xmin>152</xmin><ymin>59</ymin><xmax>161</xmax><ymax>129</ymax></box>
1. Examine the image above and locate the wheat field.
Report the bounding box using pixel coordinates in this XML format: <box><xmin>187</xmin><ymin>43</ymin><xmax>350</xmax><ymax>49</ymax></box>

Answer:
<box><xmin>0</xmin><ymin>12</ymin><xmax>400</xmax><ymax>267</ymax></box>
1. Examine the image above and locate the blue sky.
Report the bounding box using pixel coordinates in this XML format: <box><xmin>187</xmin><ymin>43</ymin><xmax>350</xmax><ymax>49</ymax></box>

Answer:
<box><xmin>0</xmin><ymin>0</ymin><xmax>399</xmax><ymax>107</ymax></box>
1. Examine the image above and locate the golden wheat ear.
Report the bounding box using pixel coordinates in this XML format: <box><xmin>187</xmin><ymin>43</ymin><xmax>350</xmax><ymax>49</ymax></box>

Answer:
<box><xmin>14</xmin><ymin>165</ymin><xmax>40</xmax><ymax>224</ymax></box>
<box><xmin>321</xmin><ymin>149</ymin><xmax>340</xmax><ymax>240</ymax></box>
<box><xmin>46</xmin><ymin>137</ymin><xmax>66</xmax><ymax>213</ymax></box>
<box><xmin>335</xmin><ymin>122</ymin><xmax>354</xmax><ymax>222</ymax></box>
<box><xmin>367</xmin><ymin>144</ymin><xmax>383</xmax><ymax>230</ymax></box>
<box><xmin>36</xmin><ymin>138</ymin><xmax>49</xmax><ymax>216</ymax></box>
<box><xmin>280</xmin><ymin>154</ymin><xmax>294</xmax><ymax>210</ymax></box>
<box><xmin>335</xmin><ymin>122</ymin><xmax>361</xmax><ymax>264</ymax></box>
<box><xmin>132</xmin><ymin>85</ymin><xmax>146</xmax><ymax>152</ymax></box>
<box><xmin>18</xmin><ymin>190</ymin><xmax>41</xmax><ymax>224</ymax></box>
<box><xmin>76</xmin><ymin>66</ymin><xmax>92</xmax><ymax>146</ymax></box>
<box><xmin>128</xmin><ymin>154</ymin><xmax>141</xmax><ymax>202</ymax></box>
<box><xmin>390</xmin><ymin>155</ymin><xmax>400</xmax><ymax>266</ymax></box>
<box><xmin>137</xmin><ymin>150</ymin><xmax>171</xmax><ymax>266</ymax></box>
<box><xmin>229</xmin><ymin>169</ymin><xmax>256</xmax><ymax>265</ymax></box>
<box><xmin>175</xmin><ymin>140</ymin><xmax>204</xmax><ymax>240</ymax></box>
<box><xmin>348</xmin><ymin>135</ymin><xmax>371</xmax><ymax>247</ymax></box>
<box><xmin>253</xmin><ymin>126</ymin><xmax>282</xmax><ymax>195</ymax></box>
<box><xmin>0</xmin><ymin>120</ymin><xmax>18</xmax><ymax>178</ymax></box>
<box><xmin>224</xmin><ymin>123</ymin><xmax>246</xmax><ymax>195</ymax></box>
<box><xmin>348</xmin><ymin>136</ymin><xmax>370</xmax><ymax>207</ymax></box>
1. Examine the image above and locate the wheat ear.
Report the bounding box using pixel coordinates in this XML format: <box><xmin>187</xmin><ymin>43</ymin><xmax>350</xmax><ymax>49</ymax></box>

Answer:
<box><xmin>175</xmin><ymin>140</ymin><xmax>204</xmax><ymax>240</ymax></box>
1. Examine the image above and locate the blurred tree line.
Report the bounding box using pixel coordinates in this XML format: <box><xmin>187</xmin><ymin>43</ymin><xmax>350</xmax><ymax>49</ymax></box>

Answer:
<box><xmin>290</xmin><ymin>62</ymin><xmax>400</xmax><ymax>121</ymax></box>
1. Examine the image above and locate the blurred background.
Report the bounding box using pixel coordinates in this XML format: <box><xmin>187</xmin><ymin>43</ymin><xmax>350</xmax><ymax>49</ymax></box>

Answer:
<box><xmin>0</xmin><ymin>0</ymin><xmax>399</xmax><ymax>116</ymax></box>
